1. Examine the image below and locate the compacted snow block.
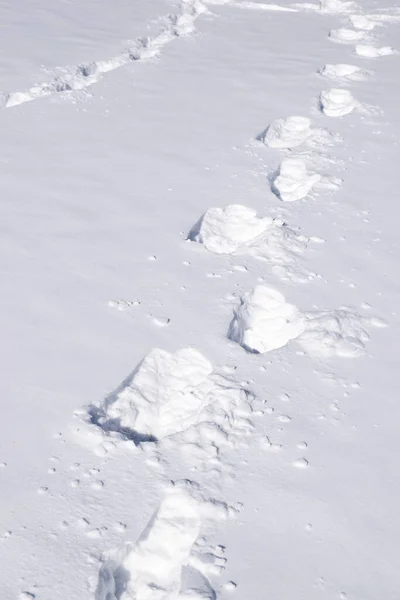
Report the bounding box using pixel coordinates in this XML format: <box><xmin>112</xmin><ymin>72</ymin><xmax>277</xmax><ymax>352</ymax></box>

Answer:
<box><xmin>93</xmin><ymin>347</ymin><xmax>252</xmax><ymax>449</ymax></box>
<box><xmin>263</xmin><ymin>116</ymin><xmax>313</xmax><ymax>149</ymax></box>
<box><xmin>188</xmin><ymin>204</ymin><xmax>315</xmax><ymax>282</ymax></box>
<box><xmin>227</xmin><ymin>286</ymin><xmax>387</xmax><ymax>357</ymax></box>
<box><xmin>228</xmin><ymin>285</ymin><xmax>305</xmax><ymax>354</ymax></box>
<box><xmin>355</xmin><ymin>44</ymin><xmax>396</xmax><ymax>58</ymax></box>
<box><xmin>189</xmin><ymin>204</ymin><xmax>272</xmax><ymax>254</ymax></box>
<box><xmin>320</xmin><ymin>88</ymin><xmax>358</xmax><ymax>117</ymax></box>
<box><xmin>329</xmin><ymin>28</ymin><xmax>366</xmax><ymax>44</ymax></box>
<box><xmin>97</xmin><ymin>483</ymin><xmax>228</xmax><ymax>600</ymax></box>
<box><xmin>189</xmin><ymin>203</ymin><xmax>307</xmax><ymax>255</ymax></box>
<box><xmin>272</xmin><ymin>158</ymin><xmax>321</xmax><ymax>202</ymax></box>
<box><xmin>320</xmin><ymin>63</ymin><xmax>370</xmax><ymax>82</ymax></box>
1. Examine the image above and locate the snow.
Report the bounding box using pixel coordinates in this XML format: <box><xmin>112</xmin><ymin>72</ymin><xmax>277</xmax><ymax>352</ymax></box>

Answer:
<box><xmin>271</xmin><ymin>158</ymin><xmax>321</xmax><ymax>201</ymax></box>
<box><xmin>1</xmin><ymin>0</ymin><xmax>400</xmax><ymax>599</ymax></box>
<box><xmin>319</xmin><ymin>63</ymin><xmax>371</xmax><ymax>81</ymax></box>
<box><xmin>319</xmin><ymin>87</ymin><xmax>359</xmax><ymax>116</ymax></box>
<box><xmin>227</xmin><ymin>285</ymin><xmax>387</xmax><ymax>356</ymax></box>
<box><xmin>227</xmin><ymin>285</ymin><xmax>306</xmax><ymax>353</ymax></box>
<box><xmin>188</xmin><ymin>204</ymin><xmax>317</xmax><ymax>282</ymax></box>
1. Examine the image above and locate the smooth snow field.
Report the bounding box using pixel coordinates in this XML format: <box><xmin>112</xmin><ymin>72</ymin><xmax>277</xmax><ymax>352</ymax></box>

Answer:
<box><xmin>1</xmin><ymin>1</ymin><xmax>400</xmax><ymax>599</ymax></box>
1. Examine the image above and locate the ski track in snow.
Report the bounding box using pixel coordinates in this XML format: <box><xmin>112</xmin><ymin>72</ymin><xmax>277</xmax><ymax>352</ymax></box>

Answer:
<box><xmin>0</xmin><ymin>0</ymin><xmax>207</xmax><ymax>111</ymax></box>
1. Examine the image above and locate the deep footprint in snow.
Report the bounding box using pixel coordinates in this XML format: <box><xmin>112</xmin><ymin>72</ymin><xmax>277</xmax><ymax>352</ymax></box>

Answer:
<box><xmin>259</xmin><ymin>115</ymin><xmax>338</xmax><ymax>150</ymax></box>
<box><xmin>95</xmin><ymin>482</ymin><xmax>232</xmax><ymax>600</ymax></box>
<box><xmin>228</xmin><ymin>284</ymin><xmax>387</xmax><ymax>357</ymax></box>
<box><xmin>355</xmin><ymin>44</ymin><xmax>396</xmax><ymax>58</ymax></box>
<box><xmin>320</xmin><ymin>88</ymin><xmax>358</xmax><ymax>117</ymax></box>
<box><xmin>319</xmin><ymin>63</ymin><xmax>371</xmax><ymax>82</ymax></box>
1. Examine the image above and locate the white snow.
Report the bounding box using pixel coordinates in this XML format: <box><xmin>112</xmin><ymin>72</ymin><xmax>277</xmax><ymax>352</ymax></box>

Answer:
<box><xmin>329</xmin><ymin>27</ymin><xmax>367</xmax><ymax>44</ymax></box>
<box><xmin>262</xmin><ymin>115</ymin><xmax>314</xmax><ymax>148</ymax></box>
<box><xmin>91</xmin><ymin>347</ymin><xmax>249</xmax><ymax>442</ymax></box>
<box><xmin>97</xmin><ymin>483</ymin><xmax>230</xmax><ymax>600</ymax></box>
<box><xmin>349</xmin><ymin>14</ymin><xmax>376</xmax><ymax>30</ymax></box>
<box><xmin>1</xmin><ymin>1</ymin><xmax>400</xmax><ymax>599</ymax></box>
<box><xmin>355</xmin><ymin>43</ymin><xmax>396</xmax><ymax>57</ymax></box>
<box><xmin>227</xmin><ymin>285</ymin><xmax>306</xmax><ymax>353</ymax></box>
<box><xmin>188</xmin><ymin>204</ymin><xmax>316</xmax><ymax>281</ymax></box>
<box><xmin>320</xmin><ymin>88</ymin><xmax>358</xmax><ymax>116</ymax></box>
<box><xmin>228</xmin><ymin>285</ymin><xmax>387</xmax><ymax>356</ymax></box>
<box><xmin>319</xmin><ymin>63</ymin><xmax>371</xmax><ymax>82</ymax></box>
<box><xmin>271</xmin><ymin>158</ymin><xmax>321</xmax><ymax>201</ymax></box>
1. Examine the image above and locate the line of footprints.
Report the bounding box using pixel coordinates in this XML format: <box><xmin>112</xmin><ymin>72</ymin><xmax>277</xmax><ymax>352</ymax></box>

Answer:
<box><xmin>22</xmin><ymin>2</ymin><xmax>398</xmax><ymax>599</ymax></box>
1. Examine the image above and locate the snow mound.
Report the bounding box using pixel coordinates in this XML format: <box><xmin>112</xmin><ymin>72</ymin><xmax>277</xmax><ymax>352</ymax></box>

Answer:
<box><xmin>349</xmin><ymin>14</ymin><xmax>376</xmax><ymax>30</ymax></box>
<box><xmin>189</xmin><ymin>204</ymin><xmax>272</xmax><ymax>254</ymax></box>
<box><xmin>271</xmin><ymin>158</ymin><xmax>321</xmax><ymax>202</ymax></box>
<box><xmin>189</xmin><ymin>204</ymin><xmax>314</xmax><ymax>279</ymax></box>
<box><xmin>319</xmin><ymin>63</ymin><xmax>370</xmax><ymax>82</ymax></box>
<box><xmin>88</xmin><ymin>347</ymin><xmax>253</xmax><ymax>457</ymax></box>
<box><xmin>96</xmin><ymin>482</ymin><xmax>230</xmax><ymax>600</ymax></box>
<box><xmin>263</xmin><ymin>116</ymin><xmax>313</xmax><ymax>149</ymax></box>
<box><xmin>228</xmin><ymin>286</ymin><xmax>387</xmax><ymax>357</ymax></box>
<box><xmin>320</xmin><ymin>88</ymin><xmax>358</xmax><ymax>117</ymax></box>
<box><xmin>260</xmin><ymin>115</ymin><xmax>339</xmax><ymax>150</ymax></box>
<box><xmin>355</xmin><ymin>44</ymin><xmax>396</xmax><ymax>58</ymax></box>
<box><xmin>227</xmin><ymin>285</ymin><xmax>306</xmax><ymax>353</ymax></box>
<box><xmin>329</xmin><ymin>28</ymin><xmax>366</xmax><ymax>44</ymax></box>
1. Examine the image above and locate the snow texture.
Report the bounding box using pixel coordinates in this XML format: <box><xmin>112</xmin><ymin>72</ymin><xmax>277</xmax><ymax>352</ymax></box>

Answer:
<box><xmin>271</xmin><ymin>158</ymin><xmax>321</xmax><ymax>201</ymax></box>
<box><xmin>229</xmin><ymin>285</ymin><xmax>387</xmax><ymax>357</ymax></box>
<box><xmin>320</xmin><ymin>88</ymin><xmax>358</xmax><ymax>116</ymax></box>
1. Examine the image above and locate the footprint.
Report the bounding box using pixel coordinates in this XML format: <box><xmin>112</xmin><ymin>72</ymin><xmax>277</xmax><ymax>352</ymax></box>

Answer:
<box><xmin>320</xmin><ymin>88</ymin><xmax>358</xmax><ymax>117</ymax></box>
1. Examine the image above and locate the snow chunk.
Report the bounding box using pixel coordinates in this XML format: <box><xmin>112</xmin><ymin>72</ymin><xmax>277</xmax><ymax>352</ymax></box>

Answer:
<box><xmin>349</xmin><ymin>14</ymin><xmax>376</xmax><ymax>30</ymax></box>
<box><xmin>263</xmin><ymin>116</ymin><xmax>313</xmax><ymax>149</ymax></box>
<box><xmin>271</xmin><ymin>158</ymin><xmax>321</xmax><ymax>202</ymax></box>
<box><xmin>319</xmin><ymin>63</ymin><xmax>370</xmax><ymax>82</ymax></box>
<box><xmin>320</xmin><ymin>88</ymin><xmax>358</xmax><ymax>117</ymax></box>
<box><xmin>89</xmin><ymin>347</ymin><xmax>253</xmax><ymax>456</ymax></box>
<box><xmin>329</xmin><ymin>28</ymin><xmax>366</xmax><ymax>44</ymax></box>
<box><xmin>228</xmin><ymin>286</ymin><xmax>387</xmax><ymax>357</ymax></box>
<box><xmin>355</xmin><ymin>44</ymin><xmax>396</xmax><ymax>58</ymax></box>
<box><xmin>97</xmin><ymin>483</ymin><xmax>228</xmax><ymax>600</ymax></box>
<box><xmin>260</xmin><ymin>115</ymin><xmax>339</xmax><ymax>150</ymax></box>
<box><xmin>189</xmin><ymin>204</ymin><xmax>272</xmax><ymax>254</ymax></box>
<box><xmin>189</xmin><ymin>204</ymin><xmax>318</xmax><ymax>282</ymax></box>
<box><xmin>227</xmin><ymin>285</ymin><xmax>306</xmax><ymax>353</ymax></box>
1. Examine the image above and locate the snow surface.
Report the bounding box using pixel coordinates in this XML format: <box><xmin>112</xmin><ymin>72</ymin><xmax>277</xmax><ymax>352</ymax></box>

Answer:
<box><xmin>1</xmin><ymin>0</ymin><xmax>400</xmax><ymax>600</ymax></box>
